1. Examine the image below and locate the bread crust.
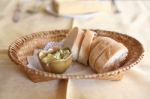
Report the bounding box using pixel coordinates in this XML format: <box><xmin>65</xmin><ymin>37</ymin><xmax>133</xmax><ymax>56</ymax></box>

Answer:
<box><xmin>89</xmin><ymin>37</ymin><xmax>115</xmax><ymax>70</ymax></box>
<box><xmin>94</xmin><ymin>42</ymin><xmax>128</xmax><ymax>73</ymax></box>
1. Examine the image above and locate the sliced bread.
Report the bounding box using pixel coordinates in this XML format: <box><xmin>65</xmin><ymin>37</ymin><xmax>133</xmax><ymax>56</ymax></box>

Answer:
<box><xmin>94</xmin><ymin>42</ymin><xmax>128</xmax><ymax>73</ymax></box>
<box><xmin>77</xmin><ymin>30</ymin><xmax>95</xmax><ymax>65</ymax></box>
<box><xmin>89</xmin><ymin>37</ymin><xmax>116</xmax><ymax>70</ymax></box>
<box><xmin>63</xmin><ymin>27</ymin><xmax>84</xmax><ymax>61</ymax></box>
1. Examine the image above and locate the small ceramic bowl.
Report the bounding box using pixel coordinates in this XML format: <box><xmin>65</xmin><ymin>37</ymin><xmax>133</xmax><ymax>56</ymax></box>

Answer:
<box><xmin>39</xmin><ymin>49</ymin><xmax>72</xmax><ymax>74</ymax></box>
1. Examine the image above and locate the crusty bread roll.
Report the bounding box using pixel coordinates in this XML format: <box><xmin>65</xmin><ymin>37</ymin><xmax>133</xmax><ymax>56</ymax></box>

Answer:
<box><xmin>63</xmin><ymin>27</ymin><xmax>84</xmax><ymax>61</ymax></box>
<box><xmin>89</xmin><ymin>37</ymin><xmax>116</xmax><ymax>70</ymax></box>
<box><xmin>94</xmin><ymin>42</ymin><xmax>128</xmax><ymax>73</ymax></box>
<box><xmin>77</xmin><ymin>30</ymin><xmax>95</xmax><ymax>65</ymax></box>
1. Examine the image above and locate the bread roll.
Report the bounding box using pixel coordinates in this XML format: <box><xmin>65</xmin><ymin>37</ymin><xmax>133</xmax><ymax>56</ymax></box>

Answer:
<box><xmin>94</xmin><ymin>42</ymin><xmax>128</xmax><ymax>73</ymax></box>
<box><xmin>78</xmin><ymin>30</ymin><xmax>95</xmax><ymax>65</ymax></box>
<box><xmin>63</xmin><ymin>27</ymin><xmax>84</xmax><ymax>61</ymax></box>
<box><xmin>89</xmin><ymin>37</ymin><xmax>115</xmax><ymax>70</ymax></box>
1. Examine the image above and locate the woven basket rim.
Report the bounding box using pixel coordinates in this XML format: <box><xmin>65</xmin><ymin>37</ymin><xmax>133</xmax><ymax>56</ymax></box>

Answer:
<box><xmin>8</xmin><ymin>29</ymin><xmax>144</xmax><ymax>80</ymax></box>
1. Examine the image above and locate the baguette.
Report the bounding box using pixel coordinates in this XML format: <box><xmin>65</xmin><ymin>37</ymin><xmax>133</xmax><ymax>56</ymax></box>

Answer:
<box><xmin>77</xmin><ymin>30</ymin><xmax>95</xmax><ymax>65</ymax></box>
<box><xmin>63</xmin><ymin>27</ymin><xmax>84</xmax><ymax>61</ymax></box>
<box><xmin>94</xmin><ymin>42</ymin><xmax>128</xmax><ymax>73</ymax></box>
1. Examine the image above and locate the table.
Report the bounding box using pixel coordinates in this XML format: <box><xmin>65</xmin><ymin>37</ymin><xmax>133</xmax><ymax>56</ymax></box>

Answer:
<box><xmin>0</xmin><ymin>0</ymin><xmax>150</xmax><ymax>99</ymax></box>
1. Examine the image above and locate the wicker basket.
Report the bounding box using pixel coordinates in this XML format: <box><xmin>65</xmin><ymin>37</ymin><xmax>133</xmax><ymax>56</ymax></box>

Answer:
<box><xmin>8</xmin><ymin>29</ymin><xmax>144</xmax><ymax>82</ymax></box>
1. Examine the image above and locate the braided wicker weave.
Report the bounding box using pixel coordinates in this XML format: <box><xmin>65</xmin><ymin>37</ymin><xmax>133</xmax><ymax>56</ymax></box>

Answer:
<box><xmin>8</xmin><ymin>29</ymin><xmax>144</xmax><ymax>82</ymax></box>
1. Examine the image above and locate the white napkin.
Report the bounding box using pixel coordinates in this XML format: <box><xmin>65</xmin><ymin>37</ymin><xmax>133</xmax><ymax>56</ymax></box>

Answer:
<box><xmin>27</xmin><ymin>41</ymin><xmax>63</xmax><ymax>70</ymax></box>
<box><xmin>27</xmin><ymin>41</ymin><xmax>94</xmax><ymax>74</ymax></box>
